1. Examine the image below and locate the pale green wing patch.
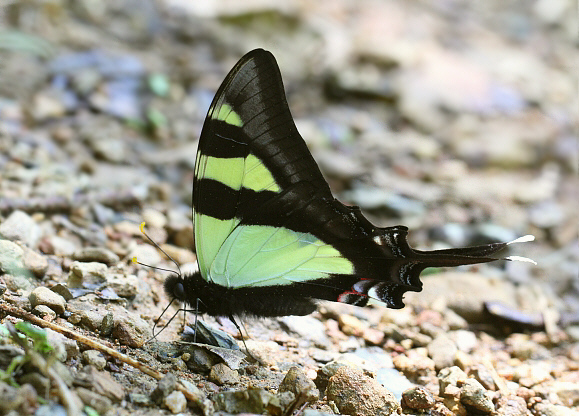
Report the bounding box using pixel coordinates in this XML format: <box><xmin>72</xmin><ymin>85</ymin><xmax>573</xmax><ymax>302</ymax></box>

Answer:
<box><xmin>215</xmin><ymin>103</ymin><xmax>242</xmax><ymax>127</ymax></box>
<box><xmin>208</xmin><ymin>225</ymin><xmax>354</xmax><ymax>288</ymax></box>
<box><xmin>242</xmin><ymin>153</ymin><xmax>280</xmax><ymax>192</ymax></box>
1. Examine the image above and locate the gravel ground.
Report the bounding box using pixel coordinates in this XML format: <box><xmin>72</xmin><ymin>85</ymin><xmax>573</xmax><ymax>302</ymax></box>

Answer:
<box><xmin>0</xmin><ymin>1</ymin><xmax>577</xmax><ymax>415</ymax></box>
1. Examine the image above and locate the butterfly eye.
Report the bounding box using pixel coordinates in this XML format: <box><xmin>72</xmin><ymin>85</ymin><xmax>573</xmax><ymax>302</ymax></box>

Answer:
<box><xmin>174</xmin><ymin>282</ymin><xmax>185</xmax><ymax>300</ymax></box>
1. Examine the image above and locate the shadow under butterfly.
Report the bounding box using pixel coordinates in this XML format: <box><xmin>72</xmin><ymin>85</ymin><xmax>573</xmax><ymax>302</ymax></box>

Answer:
<box><xmin>156</xmin><ymin>49</ymin><xmax>534</xmax><ymax>350</ymax></box>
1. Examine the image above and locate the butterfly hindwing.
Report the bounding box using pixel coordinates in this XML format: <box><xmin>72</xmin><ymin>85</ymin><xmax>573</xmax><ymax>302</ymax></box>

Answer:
<box><xmin>182</xmin><ymin>48</ymin><xmax>515</xmax><ymax>317</ymax></box>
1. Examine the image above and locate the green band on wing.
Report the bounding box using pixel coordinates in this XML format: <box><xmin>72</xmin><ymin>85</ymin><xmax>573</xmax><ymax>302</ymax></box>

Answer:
<box><xmin>199</xmin><ymin>155</ymin><xmax>245</xmax><ymax>190</ymax></box>
<box><xmin>216</xmin><ymin>103</ymin><xmax>243</xmax><ymax>127</ymax></box>
<box><xmin>195</xmin><ymin>213</ymin><xmax>240</xmax><ymax>278</ymax></box>
<box><xmin>243</xmin><ymin>153</ymin><xmax>280</xmax><ymax>192</ymax></box>
<box><xmin>209</xmin><ymin>225</ymin><xmax>354</xmax><ymax>288</ymax></box>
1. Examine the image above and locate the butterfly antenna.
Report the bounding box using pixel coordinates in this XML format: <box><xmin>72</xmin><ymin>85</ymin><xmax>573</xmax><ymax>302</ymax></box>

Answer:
<box><xmin>137</xmin><ymin>222</ymin><xmax>183</xmax><ymax>277</ymax></box>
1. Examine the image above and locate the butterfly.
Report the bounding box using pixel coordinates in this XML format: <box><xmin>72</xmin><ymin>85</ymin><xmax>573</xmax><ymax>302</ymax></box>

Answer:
<box><xmin>163</xmin><ymin>48</ymin><xmax>533</xmax><ymax>320</ymax></box>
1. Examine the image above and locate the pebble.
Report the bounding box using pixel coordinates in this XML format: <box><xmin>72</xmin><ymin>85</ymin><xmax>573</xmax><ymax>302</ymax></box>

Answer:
<box><xmin>72</xmin><ymin>247</ymin><xmax>120</xmax><ymax>265</ymax></box>
<box><xmin>209</xmin><ymin>363</ymin><xmax>240</xmax><ymax>385</ymax></box>
<box><xmin>326</xmin><ymin>366</ymin><xmax>400</xmax><ymax>416</ymax></box>
<box><xmin>427</xmin><ymin>334</ymin><xmax>458</xmax><ymax>370</ymax></box>
<box><xmin>106</xmin><ymin>273</ymin><xmax>139</xmax><ymax>297</ymax></box>
<box><xmin>495</xmin><ymin>394</ymin><xmax>528</xmax><ymax>416</ymax></box>
<box><xmin>68</xmin><ymin>261</ymin><xmax>107</xmax><ymax>288</ymax></box>
<box><xmin>21</xmin><ymin>247</ymin><xmax>48</xmax><ymax>278</ymax></box>
<box><xmin>401</xmin><ymin>386</ymin><xmax>436</xmax><ymax>410</ymax></box>
<box><xmin>74</xmin><ymin>366</ymin><xmax>125</xmax><ymax>403</ymax></box>
<box><xmin>33</xmin><ymin>305</ymin><xmax>57</xmax><ymax>321</ymax></box>
<box><xmin>29</xmin><ymin>287</ymin><xmax>66</xmax><ymax>315</ymax></box>
<box><xmin>50</xmin><ymin>283</ymin><xmax>73</xmax><ymax>301</ymax></box>
<box><xmin>82</xmin><ymin>350</ymin><xmax>107</xmax><ymax>370</ymax></box>
<box><xmin>278</xmin><ymin>366</ymin><xmax>319</xmax><ymax>404</ymax></box>
<box><xmin>213</xmin><ymin>387</ymin><xmax>276</xmax><ymax>414</ymax></box>
<box><xmin>151</xmin><ymin>374</ymin><xmax>177</xmax><ymax>403</ymax></box>
<box><xmin>460</xmin><ymin>378</ymin><xmax>495</xmax><ymax>414</ymax></box>
<box><xmin>76</xmin><ymin>387</ymin><xmax>112</xmax><ymax>414</ymax></box>
<box><xmin>112</xmin><ymin>312</ymin><xmax>151</xmax><ymax>347</ymax></box>
<box><xmin>279</xmin><ymin>315</ymin><xmax>330</xmax><ymax>348</ymax></box>
<box><xmin>392</xmin><ymin>350</ymin><xmax>436</xmax><ymax>379</ymax></box>
<box><xmin>0</xmin><ymin>210</ymin><xmax>41</xmax><ymax>247</ymax></box>
<box><xmin>164</xmin><ymin>390</ymin><xmax>187</xmax><ymax>414</ymax></box>
<box><xmin>45</xmin><ymin>328</ymin><xmax>78</xmax><ymax>360</ymax></box>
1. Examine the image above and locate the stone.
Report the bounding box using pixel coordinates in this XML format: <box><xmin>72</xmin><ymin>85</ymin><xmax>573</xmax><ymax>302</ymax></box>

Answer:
<box><xmin>106</xmin><ymin>273</ymin><xmax>139</xmax><ymax>297</ymax></box>
<box><xmin>33</xmin><ymin>305</ymin><xmax>57</xmax><ymax>321</ymax></box>
<box><xmin>76</xmin><ymin>387</ymin><xmax>112</xmax><ymax>414</ymax></box>
<box><xmin>29</xmin><ymin>287</ymin><xmax>66</xmax><ymax>315</ymax></box>
<box><xmin>164</xmin><ymin>390</ymin><xmax>187</xmax><ymax>414</ymax></box>
<box><xmin>112</xmin><ymin>313</ymin><xmax>151</xmax><ymax>347</ymax></box>
<box><xmin>428</xmin><ymin>334</ymin><xmax>458</xmax><ymax>370</ymax></box>
<box><xmin>22</xmin><ymin>247</ymin><xmax>48</xmax><ymax>278</ymax></box>
<box><xmin>214</xmin><ymin>387</ymin><xmax>276</xmax><ymax>414</ymax></box>
<box><xmin>402</xmin><ymin>386</ymin><xmax>436</xmax><ymax>410</ymax></box>
<box><xmin>68</xmin><ymin>261</ymin><xmax>107</xmax><ymax>288</ymax></box>
<box><xmin>82</xmin><ymin>350</ymin><xmax>107</xmax><ymax>370</ymax></box>
<box><xmin>326</xmin><ymin>366</ymin><xmax>400</xmax><ymax>416</ymax></box>
<box><xmin>72</xmin><ymin>247</ymin><xmax>120</xmax><ymax>265</ymax></box>
<box><xmin>460</xmin><ymin>378</ymin><xmax>495</xmax><ymax>414</ymax></box>
<box><xmin>278</xmin><ymin>366</ymin><xmax>319</xmax><ymax>405</ymax></box>
<box><xmin>209</xmin><ymin>363</ymin><xmax>240</xmax><ymax>385</ymax></box>
<box><xmin>0</xmin><ymin>210</ymin><xmax>41</xmax><ymax>247</ymax></box>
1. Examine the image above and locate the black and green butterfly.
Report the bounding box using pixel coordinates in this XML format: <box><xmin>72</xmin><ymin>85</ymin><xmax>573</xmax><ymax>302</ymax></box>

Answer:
<box><xmin>164</xmin><ymin>49</ymin><xmax>533</xmax><ymax>319</ymax></box>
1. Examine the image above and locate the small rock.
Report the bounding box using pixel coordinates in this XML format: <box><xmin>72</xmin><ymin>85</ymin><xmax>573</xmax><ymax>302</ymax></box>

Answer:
<box><xmin>470</xmin><ymin>364</ymin><xmax>496</xmax><ymax>391</ymax></box>
<box><xmin>338</xmin><ymin>314</ymin><xmax>366</xmax><ymax>336</ymax></box>
<box><xmin>0</xmin><ymin>210</ymin><xmax>41</xmax><ymax>247</ymax></box>
<box><xmin>33</xmin><ymin>305</ymin><xmax>57</xmax><ymax>321</ymax></box>
<box><xmin>214</xmin><ymin>387</ymin><xmax>275</xmax><ymax>414</ymax></box>
<box><xmin>106</xmin><ymin>273</ymin><xmax>139</xmax><ymax>297</ymax></box>
<box><xmin>68</xmin><ymin>261</ymin><xmax>107</xmax><ymax>288</ymax></box>
<box><xmin>0</xmin><ymin>240</ymin><xmax>27</xmax><ymax>278</ymax></box>
<box><xmin>279</xmin><ymin>315</ymin><xmax>330</xmax><ymax>348</ymax></box>
<box><xmin>72</xmin><ymin>247</ymin><xmax>120</xmax><ymax>265</ymax></box>
<box><xmin>143</xmin><ymin>208</ymin><xmax>167</xmax><ymax>229</ymax></box>
<box><xmin>209</xmin><ymin>363</ymin><xmax>240</xmax><ymax>385</ymax></box>
<box><xmin>550</xmin><ymin>381</ymin><xmax>579</xmax><ymax>407</ymax></box>
<box><xmin>82</xmin><ymin>350</ymin><xmax>107</xmax><ymax>370</ymax></box>
<box><xmin>495</xmin><ymin>394</ymin><xmax>528</xmax><ymax>416</ymax></box>
<box><xmin>152</xmin><ymin>374</ymin><xmax>177</xmax><ymax>403</ymax></box>
<box><xmin>460</xmin><ymin>378</ymin><xmax>495</xmax><ymax>414</ymax></box>
<box><xmin>19</xmin><ymin>373</ymin><xmax>50</xmax><ymax>396</ymax></box>
<box><xmin>164</xmin><ymin>390</ymin><xmax>187</xmax><ymax>414</ymax></box>
<box><xmin>100</xmin><ymin>312</ymin><xmax>115</xmax><ymax>337</ymax></box>
<box><xmin>326</xmin><ymin>366</ymin><xmax>400</xmax><ymax>416</ymax></box>
<box><xmin>76</xmin><ymin>387</ymin><xmax>112</xmax><ymax>414</ymax></box>
<box><xmin>29</xmin><ymin>287</ymin><xmax>66</xmax><ymax>315</ymax></box>
<box><xmin>50</xmin><ymin>284</ymin><xmax>73</xmax><ymax>301</ymax></box>
<box><xmin>402</xmin><ymin>386</ymin><xmax>436</xmax><ymax>410</ymax></box>
<box><xmin>45</xmin><ymin>236</ymin><xmax>78</xmax><ymax>256</ymax></box>
<box><xmin>74</xmin><ymin>366</ymin><xmax>125</xmax><ymax>402</ymax></box>
<box><xmin>533</xmin><ymin>402</ymin><xmax>577</xmax><ymax>416</ymax></box>
<box><xmin>22</xmin><ymin>247</ymin><xmax>48</xmax><ymax>278</ymax></box>
<box><xmin>449</xmin><ymin>330</ymin><xmax>478</xmax><ymax>353</ymax></box>
<box><xmin>278</xmin><ymin>366</ymin><xmax>319</xmax><ymax>405</ymax></box>
<box><xmin>428</xmin><ymin>334</ymin><xmax>458</xmax><ymax>370</ymax></box>
<box><xmin>46</xmin><ymin>328</ymin><xmax>78</xmax><ymax>360</ymax></box>
<box><xmin>112</xmin><ymin>313</ymin><xmax>150</xmax><ymax>347</ymax></box>
<box><xmin>439</xmin><ymin>366</ymin><xmax>468</xmax><ymax>397</ymax></box>
<box><xmin>392</xmin><ymin>350</ymin><xmax>436</xmax><ymax>379</ymax></box>
<box><xmin>315</xmin><ymin>361</ymin><xmax>349</xmax><ymax>394</ymax></box>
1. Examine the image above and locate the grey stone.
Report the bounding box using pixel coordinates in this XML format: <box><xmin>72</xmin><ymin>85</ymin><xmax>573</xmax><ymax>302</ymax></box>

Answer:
<box><xmin>209</xmin><ymin>363</ymin><xmax>240</xmax><ymax>385</ymax></box>
<box><xmin>72</xmin><ymin>247</ymin><xmax>120</xmax><ymax>265</ymax></box>
<box><xmin>427</xmin><ymin>334</ymin><xmax>458</xmax><ymax>370</ymax></box>
<box><xmin>29</xmin><ymin>287</ymin><xmax>66</xmax><ymax>315</ymax></box>
<box><xmin>164</xmin><ymin>390</ymin><xmax>187</xmax><ymax>414</ymax></box>
<box><xmin>0</xmin><ymin>210</ymin><xmax>41</xmax><ymax>247</ymax></box>
<box><xmin>82</xmin><ymin>350</ymin><xmax>107</xmax><ymax>370</ymax></box>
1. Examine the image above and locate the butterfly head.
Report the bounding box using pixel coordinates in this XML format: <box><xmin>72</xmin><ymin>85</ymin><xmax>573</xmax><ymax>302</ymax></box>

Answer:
<box><xmin>164</xmin><ymin>274</ymin><xmax>187</xmax><ymax>302</ymax></box>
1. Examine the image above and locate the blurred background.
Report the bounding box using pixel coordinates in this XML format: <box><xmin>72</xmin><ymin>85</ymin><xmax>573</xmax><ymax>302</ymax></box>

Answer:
<box><xmin>0</xmin><ymin>1</ymin><xmax>577</xmax><ymax>325</ymax></box>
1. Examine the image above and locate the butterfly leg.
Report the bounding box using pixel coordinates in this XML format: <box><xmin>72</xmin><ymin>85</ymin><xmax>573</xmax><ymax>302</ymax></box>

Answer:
<box><xmin>228</xmin><ymin>314</ymin><xmax>258</xmax><ymax>361</ymax></box>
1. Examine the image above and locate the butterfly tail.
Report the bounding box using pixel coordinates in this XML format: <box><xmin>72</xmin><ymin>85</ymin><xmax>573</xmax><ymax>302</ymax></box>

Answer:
<box><xmin>357</xmin><ymin>229</ymin><xmax>535</xmax><ymax>309</ymax></box>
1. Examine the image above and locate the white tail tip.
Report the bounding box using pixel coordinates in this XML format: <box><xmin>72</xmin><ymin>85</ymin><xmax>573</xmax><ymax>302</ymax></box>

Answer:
<box><xmin>505</xmin><ymin>255</ymin><xmax>537</xmax><ymax>265</ymax></box>
<box><xmin>507</xmin><ymin>235</ymin><xmax>535</xmax><ymax>245</ymax></box>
